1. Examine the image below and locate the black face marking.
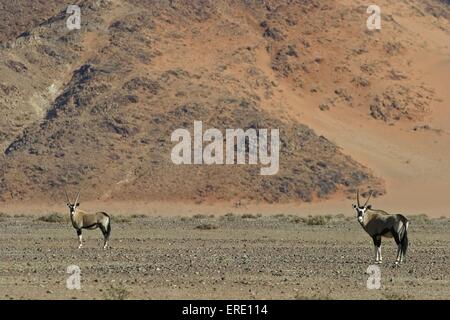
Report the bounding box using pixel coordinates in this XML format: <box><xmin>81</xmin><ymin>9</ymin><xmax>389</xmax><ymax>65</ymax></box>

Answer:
<box><xmin>355</xmin><ymin>206</ymin><xmax>367</xmax><ymax>218</ymax></box>
<box><xmin>68</xmin><ymin>203</ymin><xmax>78</xmax><ymax>214</ymax></box>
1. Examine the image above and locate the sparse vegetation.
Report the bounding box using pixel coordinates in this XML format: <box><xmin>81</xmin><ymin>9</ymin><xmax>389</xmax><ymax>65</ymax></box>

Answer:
<box><xmin>413</xmin><ymin>124</ymin><xmax>442</xmax><ymax>134</ymax></box>
<box><xmin>241</xmin><ymin>214</ymin><xmax>258</xmax><ymax>219</ymax></box>
<box><xmin>37</xmin><ymin>212</ymin><xmax>67</xmax><ymax>223</ymax></box>
<box><xmin>112</xmin><ymin>215</ymin><xmax>131</xmax><ymax>223</ymax></box>
<box><xmin>295</xmin><ymin>289</ymin><xmax>333</xmax><ymax>300</ymax></box>
<box><xmin>192</xmin><ymin>214</ymin><xmax>208</xmax><ymax>219</ymax></box>
<box><xmin>0</xmin><ymin>212</ymin><xmax>9</xmax><ymax>222</ymax></box>
<box><xmin>292</xmin><ymin>217</ymin><xmax>306</xmax><ymax>224</ymax></box>
<box><xmin>382</xmin><ymin>291</ymin><xmax>412</xmax><ymax>300</ymax></box>
<box><xmin>103</xmin><ymin>284</ymin><xmax>130</xmax><ymax>300</ymax></box>
<box><xmin>195</xmin><ymin>223</ymin><xmax>219</xmax><ymax>230</ymax></box>
<box><xmin>306</xmin><ymin>215</ymin><xmax>330</xmax><ymax>226</ymax></box>
<box><xmin>222</xmin><ymin>213</ymin><xmax>236</xmax><ymax>221</ymax></box>
<box><xmin>410</xmin><ymin>214</ymin><xmax>429</xmax><ymax>222</ymax></box>
<box><xmin>130</xmin><ymin>214</ymin><xmax>147</xmax><ymax>219</ymax></box>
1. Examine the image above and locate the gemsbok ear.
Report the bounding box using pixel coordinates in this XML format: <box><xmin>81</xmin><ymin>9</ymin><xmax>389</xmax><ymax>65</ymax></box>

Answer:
<box><xmin>367</xmin><ymin>205</ymin><xmax>372</xmax><ymax>209</ymax></box>
<box><xmin>76</xmin><ymin>203</ymin><xmax>80</xmax><ymax>206</ymax></box>
<box><xmin>352</xmin><ymin>204</ymin><xmax>357</xmax><ymax>209</ymax></box>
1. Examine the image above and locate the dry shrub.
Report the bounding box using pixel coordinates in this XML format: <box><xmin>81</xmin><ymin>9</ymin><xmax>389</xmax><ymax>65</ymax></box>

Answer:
<box><xmin>195</xmin><ymin>223</ymin><xmax>219</xmax><ymax>230</ymax></box>
<box><xmin>37</xmin><ymin>212</ymin><xmax>67</xmax><ymax>223</ymax></box>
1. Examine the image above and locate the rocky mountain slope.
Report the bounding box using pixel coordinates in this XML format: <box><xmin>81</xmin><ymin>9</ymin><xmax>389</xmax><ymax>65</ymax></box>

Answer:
<box><xmin>0</xmin><ymin>0</ymin><xmax>449</xmax><ymax>205</ymax></box>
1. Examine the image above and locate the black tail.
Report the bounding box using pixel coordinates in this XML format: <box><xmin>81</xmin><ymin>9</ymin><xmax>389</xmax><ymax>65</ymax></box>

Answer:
<box><xmin>106</xmin><ymin>217</ymin><xmax>111</xmax><ymax>240</ymax></box>
<box><xmin>401</xmin><ymin>228</ymin><xmax>408</xmax><ymax>257</ymax></box>
<box><xmin>400</xmin><ymin>223</ymin><xmax>409</xmax><ymax>259</ymax></box>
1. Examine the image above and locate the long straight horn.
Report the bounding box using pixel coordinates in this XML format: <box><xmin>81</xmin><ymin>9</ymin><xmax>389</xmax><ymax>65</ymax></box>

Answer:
<box><xmin>357</xmin><ymin>189</ymin><xmax>361</xmax><ymax>207</ymax></box>
<box><xmin>363</xmin><ymin>190</ymin><xmax>373</xmax><ymax>207</ymax></box>
<box><xmin>75</xmin><ymin>190</ymin><xmax>80</xmax><ymax>204</ymax></box>
<box><xmin>64</xmin><ymin>188</ymin><xmax>71</xmax><ymax>203</ymax></box>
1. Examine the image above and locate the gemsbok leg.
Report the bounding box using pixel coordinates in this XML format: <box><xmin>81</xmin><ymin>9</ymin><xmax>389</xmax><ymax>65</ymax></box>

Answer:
<box><xmin>400</xmin><ymin>229</ymin><xmax>408</xmax><ymax>263</ymax></box>
<box><xmin>76</xmin><ymin>229</ymin><xmax>83</xmax><ymax>249</ymax></box>
<box><xmin>392</xmin><ymin>231</ymin><xmax>400</xmax><ymax>265</ymax></box>
<box><xmin>99</xmin><ymin>220</ymin><xmax>111</xmax><ymax>249</ymax></box>
<box><xmin>372</xmin><ymin>236</ymin><xmax>382</xmax><ymax>264</ymax></box>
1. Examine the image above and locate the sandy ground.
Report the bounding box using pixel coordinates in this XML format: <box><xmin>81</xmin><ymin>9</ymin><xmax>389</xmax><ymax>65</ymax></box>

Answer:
<box><xmin>0</xmin><ymin>214</ymin><xmax>448</xmax><ymax>300</ymax></box>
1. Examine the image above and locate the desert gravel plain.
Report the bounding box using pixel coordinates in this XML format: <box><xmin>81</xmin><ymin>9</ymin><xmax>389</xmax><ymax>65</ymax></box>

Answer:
<box><xmin>0</xmin><ymin>213</ymin><xmax>449</xmax><ymax>300</ymax></box>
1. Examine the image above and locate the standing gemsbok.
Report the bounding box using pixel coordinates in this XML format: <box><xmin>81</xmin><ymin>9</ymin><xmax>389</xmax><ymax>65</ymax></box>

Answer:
<box><xmin>64</xmin><ymin>189</ymin><xmax>111</xmax><ymax>249</ymax></box>
<box><xmin>353</xmin><ymin>190</ymin><xmax>409</xmax><ymax>265</ymax></box>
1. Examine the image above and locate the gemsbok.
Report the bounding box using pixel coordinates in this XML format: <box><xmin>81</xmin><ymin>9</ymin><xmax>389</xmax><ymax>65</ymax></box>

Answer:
<box><xmin>64</xmin><ymin>189</ymin><xmax>111</xmax><ymax>249</ymax></box>
<box><xmin>353</xmin><ymin>190</ymin><xmax>409</xmax><ymax>265</ymax></box>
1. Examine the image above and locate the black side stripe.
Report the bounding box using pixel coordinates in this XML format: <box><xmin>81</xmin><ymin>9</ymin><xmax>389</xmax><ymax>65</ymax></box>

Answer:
<box><xmin>82</xmin><ymin>223</ymin><xmax>98</xmax><ymax>229</ymax></box>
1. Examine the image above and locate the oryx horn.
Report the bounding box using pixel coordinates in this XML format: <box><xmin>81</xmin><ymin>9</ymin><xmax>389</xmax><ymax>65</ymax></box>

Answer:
<box><xmin>363</xmin><ymin>190</ymin><xmax>373</xmax><ymax>207</ymax></box>
<box><xmin>64</xmin><ymin>188</ymin><xmax>71</xmax><ymax>203</ymax></box>
<box><xmin>75</xmin><ymin>190</ymin><xmax>80</xmax><ymax>204</ymax></box>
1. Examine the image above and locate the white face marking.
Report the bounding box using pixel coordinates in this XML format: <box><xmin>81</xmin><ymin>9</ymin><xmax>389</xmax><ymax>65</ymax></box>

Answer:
<box><xmin>355</xmin><ymin>206</ymin><xmax>367</xmax><ymax>222</ymax></box>
<box><xmin>68</xmin><ymin>203</ymin><xmax>79</xmax><ymax>216</ymax></box>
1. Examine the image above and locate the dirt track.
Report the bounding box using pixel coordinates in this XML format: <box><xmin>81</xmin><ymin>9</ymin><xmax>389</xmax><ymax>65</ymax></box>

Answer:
<box><xmin>0</xmin><ymin>213</ymin><xmax>449</xmax><ymax>300</ymax></box>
